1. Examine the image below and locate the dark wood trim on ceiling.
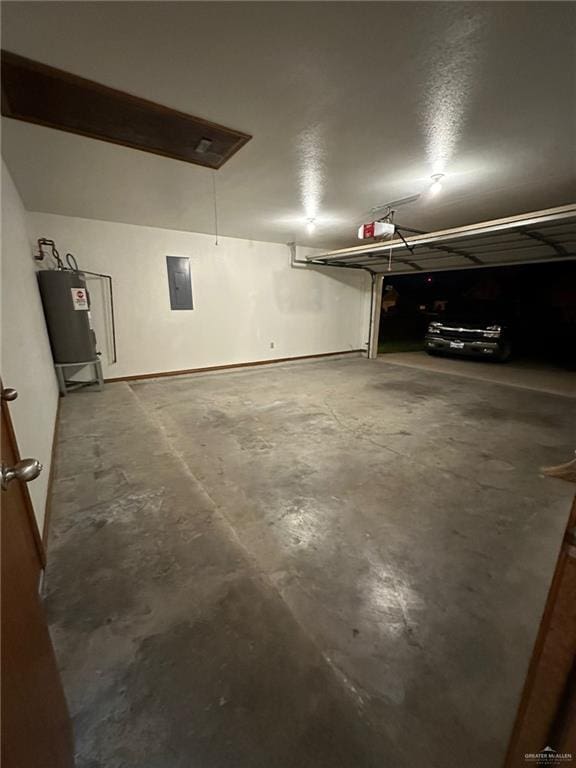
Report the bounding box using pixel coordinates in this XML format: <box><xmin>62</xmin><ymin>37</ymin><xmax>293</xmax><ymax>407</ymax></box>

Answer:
<box><xmin>1</xmin><ymin>50</ymin><xmax>252</xmax><ymax>169</ymax></box>
<box><xmin>104</xmin><ymin>350</ymin><xmax>365</xmax><ymax>383</ymax></box>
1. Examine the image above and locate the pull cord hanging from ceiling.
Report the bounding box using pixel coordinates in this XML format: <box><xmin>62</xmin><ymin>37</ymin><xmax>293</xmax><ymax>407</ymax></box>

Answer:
<box><xmin>212</xmin><ymin>171</ymin><xmax>219</xmax><ymax>246</ymax></box>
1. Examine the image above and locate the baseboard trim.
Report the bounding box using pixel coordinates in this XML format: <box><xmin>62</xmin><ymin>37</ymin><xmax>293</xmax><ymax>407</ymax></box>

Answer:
<box><xmin>42</xmin><ymin>396</ymin><xmax>61</xmax><ymax>552</ymax></box>
<box><xmin>105</xmin><ymin>349</ymin><xmax>365</xmax><ymax>383</ymax></box>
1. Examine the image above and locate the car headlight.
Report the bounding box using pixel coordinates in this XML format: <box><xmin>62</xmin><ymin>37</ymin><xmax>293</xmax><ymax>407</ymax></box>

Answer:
<box><xmin>483</xmin><ymin>325</ymin><xmax>502</xmax><ymax>338</ymax></box>
<box><xmin>428</xmin><ymin>322</ymin><xmax>442</xmax><ymax>335</ymax></box>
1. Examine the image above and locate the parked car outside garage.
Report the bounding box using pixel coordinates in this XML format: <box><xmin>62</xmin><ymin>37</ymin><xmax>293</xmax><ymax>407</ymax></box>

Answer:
<box><xmin>425</xmin><ymin>301</ymin><xmax>513</xmax><ymax>362</ymax></box>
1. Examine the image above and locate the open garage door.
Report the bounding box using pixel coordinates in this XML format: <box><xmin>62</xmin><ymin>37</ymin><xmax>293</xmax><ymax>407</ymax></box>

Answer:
<box><xmin>308</xmin><ymin>204</ymin><xmax>576</xmax><ymax>358</ymax></box>
<box><xmin>308</xmin><ymin>204</ymin><xmax>576</xmax><ymax>275</ymax></box>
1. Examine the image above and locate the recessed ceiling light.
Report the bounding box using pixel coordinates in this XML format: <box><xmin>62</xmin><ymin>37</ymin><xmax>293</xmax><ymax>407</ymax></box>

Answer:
<box><xmin>430</xmin><ymin>174</ymin><xmax>445</xmax><ymax>194</ymax></box>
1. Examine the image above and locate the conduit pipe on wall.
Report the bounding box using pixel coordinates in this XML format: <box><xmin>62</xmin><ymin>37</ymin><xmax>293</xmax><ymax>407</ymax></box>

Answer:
<box><xmin>287</xmin><ymin>242</ymin><xmax>382</xmax><ymax>359</ymax></box>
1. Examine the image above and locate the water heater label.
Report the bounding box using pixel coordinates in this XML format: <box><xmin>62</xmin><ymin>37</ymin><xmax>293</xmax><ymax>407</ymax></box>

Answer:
<box><xmin>71</xmin><ymin>287</ymin><xmax>88</xmax><ymax>310</ymax></box>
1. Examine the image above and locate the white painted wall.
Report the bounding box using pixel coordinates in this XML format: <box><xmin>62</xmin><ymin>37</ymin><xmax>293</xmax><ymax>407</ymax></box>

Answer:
<box><xmin>1</xmin><ymin>162</ymin><xmax>59</xmax><ymax>534</ymax></box>
<box><xmin>27</xmin><ymin>212</ymin><xmax>372</xmax><ymax>380</ymax></box>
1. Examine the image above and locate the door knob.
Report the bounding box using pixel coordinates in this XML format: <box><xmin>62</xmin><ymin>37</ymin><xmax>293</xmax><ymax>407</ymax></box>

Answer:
<box><xmin>1</xmin><ymin>459</ymin><xmax>43</xmax><ymax>491</ymax></box>
<box><xmin>1</xmin><ymin>388</ymin><xmax>18</xmax><ymax>402</ymax></box>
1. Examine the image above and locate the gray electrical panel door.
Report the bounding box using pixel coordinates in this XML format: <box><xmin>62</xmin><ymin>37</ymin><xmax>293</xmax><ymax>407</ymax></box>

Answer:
<box><xmin>166</xmin><ymin>256</ymin><xmax>193</xmax><ymax>310</ymax></box>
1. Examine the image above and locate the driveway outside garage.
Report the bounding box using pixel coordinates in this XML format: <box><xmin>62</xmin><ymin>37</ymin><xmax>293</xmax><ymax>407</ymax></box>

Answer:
<box><xmin>380</xmin><ymin>351</ymin><xmax>576</xmax><ymax>398</ymax></box>
<box><xmin>45</xmin><ymin>358</ymin><xmax>576</xmax><ymax>768</ymax></box>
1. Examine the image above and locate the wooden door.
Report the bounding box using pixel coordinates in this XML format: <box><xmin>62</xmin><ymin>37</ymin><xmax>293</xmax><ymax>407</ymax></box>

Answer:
<box><xmin>1</xmin><ymin>395</ymin><xmax>74</xmax><ymax>768</ymax></box>
<box><xmin>504</xmin><ymin>492</ymin><xmax>576</xmax><ymax>765</ymax></box>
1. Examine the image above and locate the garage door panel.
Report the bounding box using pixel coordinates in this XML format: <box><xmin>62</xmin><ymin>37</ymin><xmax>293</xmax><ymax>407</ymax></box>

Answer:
<box><xmin>310</xmin><ymin>204</ymin><xmax>576</xmax><ymax>274</ymax></box>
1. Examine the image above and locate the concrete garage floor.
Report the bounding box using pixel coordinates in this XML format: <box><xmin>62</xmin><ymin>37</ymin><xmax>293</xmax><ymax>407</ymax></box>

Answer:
<box><xmin>45</xmin><ymin>357</ymin><xmax>576</xmax><ymax>768</ymax></box>
<box><xmin>381</xmin><ymin>351</ymin><xmax>576</xmax><ymax>398</ymax></box>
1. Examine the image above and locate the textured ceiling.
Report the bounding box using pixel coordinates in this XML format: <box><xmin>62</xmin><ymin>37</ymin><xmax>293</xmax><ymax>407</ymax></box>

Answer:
<box><xmin>2</xmin><ymin>1</ymin><xmax>575</xmax><ymax>248</ymax></box>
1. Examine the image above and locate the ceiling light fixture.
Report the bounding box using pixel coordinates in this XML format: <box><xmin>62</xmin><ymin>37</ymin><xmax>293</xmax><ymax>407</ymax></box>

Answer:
<box><xmin>307</xmin><ymin>218</ymin><xmax>316</xmax><ymax>235</ymax></box>
<box><xmin>430</xmin><ymin>173</ymin><xmax>445</xmax><ymax>194</ymax></box>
